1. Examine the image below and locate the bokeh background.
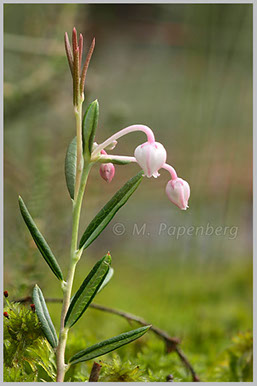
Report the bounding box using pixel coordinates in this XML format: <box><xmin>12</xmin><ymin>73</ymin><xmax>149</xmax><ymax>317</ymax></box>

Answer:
<box><xmin>4</xmin><ymin>3</ymin><xmax>252</xmax><ymax>382</ymax></box>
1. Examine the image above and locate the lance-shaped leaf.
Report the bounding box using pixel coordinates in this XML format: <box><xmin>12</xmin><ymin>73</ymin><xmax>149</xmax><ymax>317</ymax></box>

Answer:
<box><xmin>69</xmin><ymin>268</ymin><xmax>113</xmax><ymax>305</ymax></box>
<box><xmin>32</xmin><ymin>285</ymin><xmax>58</xmax><ymax>348</ymax></box>
<box><xmin>65</xmin><ymin>254</ymin><xmax>111</xmax><ymax>328</ymax></box>
<box><xmin>69</xmin><ymin>325</ymin><xmax>151</xmax><ymax>365</ymax></box>
<box><xmin>97</xmin><ymin>267</ymin><xmax>114</xmax><ymax>294</ymax></box>
<box><xmin>18</xmin><ymin>196</ymin><xmax>63</xmax><ymax>281</ymax></box>
<box><xmin>82</xmin><ymin>100</ymin><xmax>99</xmax><ymax>158</ymax></box>
<box><xmin>65</xmin><ymin>136</ymin><xmax>77</xmax><ymax>200</ymax></box>
<box><xmin>79</xmin><ymin>171</ymin><xmax>144</xmax><ymax>250</ymax></box>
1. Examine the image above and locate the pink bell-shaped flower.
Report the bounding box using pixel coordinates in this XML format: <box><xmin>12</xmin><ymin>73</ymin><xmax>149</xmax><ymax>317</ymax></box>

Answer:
<box><xmin>134</xmin><ymin>141</ymin><xmax>167</xmax><ymax>178</ymax></box>
<box><xmin>99</xmin><ymin>163</ymin><xmax>115</xmax><ymax>183</ymax></box>
<box><xmin>166</xmin><ymin>178</ymin><xmax>190</xmax><ymax>210</ymax></box>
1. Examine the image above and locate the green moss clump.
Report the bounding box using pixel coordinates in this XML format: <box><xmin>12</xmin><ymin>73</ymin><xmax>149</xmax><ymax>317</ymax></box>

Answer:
<box><xmin>4</xmin><ymin>301</ymin><xmax>56</xmax><ymax>382</ymax></box>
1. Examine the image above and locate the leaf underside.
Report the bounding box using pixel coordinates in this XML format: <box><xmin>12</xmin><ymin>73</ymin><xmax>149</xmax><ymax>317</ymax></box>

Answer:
<box><xmin>32</xmin><ymin>285</ymin><xmax>58</xmax><ymax>348</ymax></box>
<box><xmin>65</xmin><ymin>136</ymin><xmax>77</xmax><ymax>200</ymax></box>
<box><xmin>97</xmin><ymin>267</ymin><xmax>114</xmax><ymax>294</ymax></box>
<box><xmin>82</xmin><ymin>100</ymin><xmax>99</xmax><ymax>157</ymax></box>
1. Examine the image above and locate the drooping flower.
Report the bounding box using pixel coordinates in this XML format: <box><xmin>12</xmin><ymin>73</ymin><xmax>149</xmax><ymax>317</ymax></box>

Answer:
<box><xmin>166</xmin><ymin>178</ymin><xmax>190</xmax><ymax>210</ymax></box>
<box><xmin>92</xmin><ymin>122</ymin><xmax>190</xmax><ymax>210</ymax></box>
<box><xmin>134</xmin><ymin>141</ymin><xmax>167</xmax><ymax>178</ymax></box>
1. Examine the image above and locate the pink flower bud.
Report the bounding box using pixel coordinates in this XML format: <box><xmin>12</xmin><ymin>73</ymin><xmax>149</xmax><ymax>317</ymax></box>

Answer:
<box><xmin>166</xmin><ymin>178</ymin><xmax>190</xmax><ymax>210</ymax></box>
<box><xmin>99</xmin><ymin>163</ymin><xmax>115</xmax><ymax>183</ymax></box>
<box><xmin>134</xmin><ymin>141</ymin><xmax>167</xmax><ymax>178</ymax></box>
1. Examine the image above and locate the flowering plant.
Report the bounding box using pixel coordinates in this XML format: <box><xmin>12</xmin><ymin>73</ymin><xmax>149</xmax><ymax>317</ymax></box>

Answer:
<box><xmin>16</xmin><ymin>28</ymin><xmax>190</xmax><ymax>382</ymax></box>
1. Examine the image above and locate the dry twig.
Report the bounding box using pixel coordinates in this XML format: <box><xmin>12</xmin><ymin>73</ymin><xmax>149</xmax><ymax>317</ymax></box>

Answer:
<box><xmin>89</xmin><ymin>362</ymin><xmax>102</xmax><ymax>382</ymax></box>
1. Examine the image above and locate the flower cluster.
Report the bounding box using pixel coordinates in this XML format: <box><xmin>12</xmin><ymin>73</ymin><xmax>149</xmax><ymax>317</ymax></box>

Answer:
<box><xmin>92</xmin><ymin>125</ymin><xmax>190</xmax><ymax>210</ymax></box>
<box><xmin>64</xmin><ymin>28</ymin><xmax>190</xmax><ymax>210</ymax></box>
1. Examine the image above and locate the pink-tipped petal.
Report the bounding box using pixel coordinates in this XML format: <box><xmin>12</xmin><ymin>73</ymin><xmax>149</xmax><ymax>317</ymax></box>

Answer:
<box><xmin>134</xmin><ymin>141</ymin><xmax>167</xmax><ymax>178</ymax></box>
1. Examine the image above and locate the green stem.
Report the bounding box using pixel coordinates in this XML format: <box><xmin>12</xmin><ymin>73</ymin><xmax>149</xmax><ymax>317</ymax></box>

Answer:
<box><xmin>56</xmin><ymin>102</ymin><xmax>91</xmax><ymax>382</ymax></box>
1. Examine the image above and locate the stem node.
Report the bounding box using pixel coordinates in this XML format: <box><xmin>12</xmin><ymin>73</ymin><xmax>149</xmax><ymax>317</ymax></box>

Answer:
<box><xmin>61</xmin><ymin>281</ymin><xmax>68</xmax><ymax>292</ymax></box>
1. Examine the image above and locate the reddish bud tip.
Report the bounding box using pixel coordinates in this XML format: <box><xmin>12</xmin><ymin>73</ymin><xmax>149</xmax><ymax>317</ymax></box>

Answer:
<box><xmin>4</xmin><ymin>290</ymin><xmax>8</xmax><ymax>298</ymax></box>
<box><xmin>72</xmin><ymin>27</ymin><xmax>78</xmax><ymax>52</ymax></box>
<box><xmin>30</xmin><ymin>304</ymin><xmax>35</xmax><ymax>312</ymax></box>
<box><xmin>79</xmin><ymin>33</ymin><xmax>83</xmax><ymax>69</ymax></box>
<box><xmin>4</xmin><ymin>311</ymin><xmax>9</xmax><ymax>319</ymax></box>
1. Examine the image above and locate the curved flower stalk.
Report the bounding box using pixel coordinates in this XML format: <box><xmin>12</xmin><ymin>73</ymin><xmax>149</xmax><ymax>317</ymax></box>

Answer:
<box><xmin>91</xmin><ymin>124</ymin><xmax>155</xmax><ymax>157</ymax></box>
<box><xmin>17</xmin><ymin>27</ymin><xmax>190</xmax><ymax>383</ymax></box>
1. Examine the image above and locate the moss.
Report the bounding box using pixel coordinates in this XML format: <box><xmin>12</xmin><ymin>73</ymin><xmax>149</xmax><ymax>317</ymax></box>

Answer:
<box><xmin>4</xmin><ymin>301</ymin><xmax>56</xmax><ymax>382</ymax></box>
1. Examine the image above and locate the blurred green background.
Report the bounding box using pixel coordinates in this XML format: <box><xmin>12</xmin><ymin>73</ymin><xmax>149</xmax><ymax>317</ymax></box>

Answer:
<box><xmin>4</xmin><ymin>3</ymin><xmax>252</xmax><ymax>382</ymax></box>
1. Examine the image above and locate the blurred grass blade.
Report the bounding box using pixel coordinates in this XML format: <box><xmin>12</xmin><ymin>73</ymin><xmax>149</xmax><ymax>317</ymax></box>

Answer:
<box><xmin>69</xmin><ymin>325</ymin><xmax>151</xmax><ymax>365</ymax></box>
<box><xmin>79</xmin><ymin>171</ymin><xmax>144</xmax><ymax>250</ymax></box>
<box><xmin>65</xmin><ymin>136</ymin><xmax>77</xmax><ymax>200</ymax></box>
<box><xmin>65</xmin><ymin>254</ymin><xmax>111</xmax><ymax>328</ymax></box>
<box><xmin>18</xmin><ymin>196</ymin><xmax>63</xmax><ymax>281</ymax></box>
<box><xmin>32</xmin><ymin>285</ymin><xmax>58</xmax><ymax>348</ymax></box>
<box><xmin>97</xmin><ymin>267</ymin><xmax>114</xmax><ymax>294</ymax></box>
<box><xmin>82</xmin><ymin>100</ymin><xmax>99</xmax><ymax>158</ymax></box>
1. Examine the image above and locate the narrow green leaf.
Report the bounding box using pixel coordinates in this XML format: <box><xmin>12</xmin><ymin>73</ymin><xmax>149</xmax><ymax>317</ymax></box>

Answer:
<box><xmin>32</xmin><ymin>285</ymin><xmax>58</xmax><ymax>348</ymax></box>
<box><xmin>97</xmin><ymin>267</ymin><xmax>114</xmax><ymax>294</ymax></box>
<box><xmin>18</xmin><ymin>196</ymin><xmax>63</xmax><ymax>281</ymax></box>
<box><xmin>65</xmin><ymin>136</ymin><xmax>77</xmax><ymax>200</ymax></box>
<box><xmin>82</xmin><ymin>100</ymin><xmax>99</xmax><ymax>158</ymax></box>
<box><xmin>79</xmin><ymin>171</ymin><xmax>144</xmax><ymax>250</ymax></box>
<box><xmin>65</xmin><ymin>254</ymin><xmax>111</xmax><ymax>328</ymax></box>
<box><xmin>69</xmin><ymin>325</ymin><xmax>151</xmax><ymax>365</ymax></box>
